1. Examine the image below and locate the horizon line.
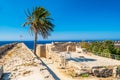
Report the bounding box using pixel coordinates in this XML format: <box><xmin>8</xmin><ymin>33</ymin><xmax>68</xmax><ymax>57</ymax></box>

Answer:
<box><xmin>1</xmin><ymin>39</ymin><xmax>120</xmax><ymax>41</ymax></box>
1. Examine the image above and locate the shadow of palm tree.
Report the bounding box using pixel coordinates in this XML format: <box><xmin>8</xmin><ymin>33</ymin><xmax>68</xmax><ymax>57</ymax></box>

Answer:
<box><xmin>1</xmin><ymin>72</ymin><xmax>11</xmax><ymax>80</ymax></box>
<box><xmin>67</xmin><ymin>57</ymin><xmax>96</xmax><ymax>62</ymax></box>
<box><xmin>40</xmin><ymin>59</ymin><xmax>60</xmax><ymax>80</ymax></box>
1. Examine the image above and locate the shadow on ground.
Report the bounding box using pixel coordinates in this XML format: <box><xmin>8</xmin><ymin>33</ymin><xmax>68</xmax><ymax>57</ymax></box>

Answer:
<box><xmin>67</xmin><ymin>57</ymin><xmax>96</xmax><ymax>62</ymax></box>
<box><xmin>40</xmin><ymin>59</ymin><xmax>60</xmax><ymax>80</ymax></box>
<box><xmin>1</xmin><ymin>72</ymin><xmax>11</xmax><ymax>80</ymax></box>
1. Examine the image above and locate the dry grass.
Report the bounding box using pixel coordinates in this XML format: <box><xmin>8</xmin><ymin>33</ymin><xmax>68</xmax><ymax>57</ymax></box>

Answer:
<box><xmin>20</xmin><ymin>62</ymin><xmax>38</xmax><ymax>66</ymax></box>
<box><xmin>23</xmin><ymin>70</ymin><xmax>31</xmax><ymax>75</ymax></box>
<box><xmin>5</xmin><ymin>51</ymin><xmax>14</xmax><ymax>57</ymax></box>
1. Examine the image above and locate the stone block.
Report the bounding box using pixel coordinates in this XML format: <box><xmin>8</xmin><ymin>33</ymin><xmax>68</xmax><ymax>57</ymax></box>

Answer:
<box><xmin>92</xmin><ymin>67</ymin><xmax>113</xmax><ymax>77</ymax></box>
<box><xmin>36</xmin><ymin>45</ymin><xmax>46</xmax><ymax>58</ymax></box>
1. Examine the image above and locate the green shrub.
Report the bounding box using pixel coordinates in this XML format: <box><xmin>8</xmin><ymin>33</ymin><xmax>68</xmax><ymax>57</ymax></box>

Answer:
<box><xmin>115</xmin><ymin>55</ymin><xmax>120</xmax><ymax>60</ymax></box>
<box><xmin>80</xmin><ymin>73</ymin><xmax>89</xmax><ymax>77</ymax></box>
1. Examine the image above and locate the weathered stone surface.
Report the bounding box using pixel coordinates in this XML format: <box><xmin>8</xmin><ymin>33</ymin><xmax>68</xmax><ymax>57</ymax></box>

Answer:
<box><xmin>113</xmin><ymin>66</ymin><xmax>118</xmax><ymax>77</ymax></box>
<box><xmin>1</xmin><ymin>43</ymin><xmax>55</xmax><ymax>80</ymax></box>
<box><xmin>65</xmin><ymin>61</ymin><xmax>90</xmax><ymax>77</ymax></box>
<box><xmin>46</xmin><ymin>42</ymin><xmax>77</xmax><ymax>53</ymax></box>
<box><xmin>44</xmin><ymin>42</ymin><xmax>80</xmax><ymax>68</ymax></box>
<box><xmin>36</xmin><ymin>45</ymin><xmax>46</xmax><ymax>58</ymax></box>
<box><xmin>0</xmin><ymin>65</ymin><xmax>3</xmax><ymax>79</ymax></box>
<box><xmin>0</xmin><ymin>43</ymin><xmax>17</xmax><ymax>55</ymax></box>
<box><xmin>92</xmin><ymin>67</ymin><xmax>113</xmax><ymax>77</ymax></box>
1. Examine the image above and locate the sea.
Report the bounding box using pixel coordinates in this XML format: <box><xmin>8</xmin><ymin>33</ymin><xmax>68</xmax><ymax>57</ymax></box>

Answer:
<box><xmin>0</xmin><ymin>40</ymin><xmax>119</xmax><ymax>49</ymax></box>
<box><xmin>0</xmin><ymin>40</ymin><xmax>81</xmax><ymax>49</ymax></box>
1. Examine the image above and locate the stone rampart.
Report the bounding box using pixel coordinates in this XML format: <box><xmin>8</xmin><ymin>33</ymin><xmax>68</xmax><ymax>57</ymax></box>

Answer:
<box><xmin>0</xmin><ymin>42</ymin><xmax>17</xmax><ymax>79</ymax></box>
<box><xmin>0</xmin><ymin>43</ymin><xmax>17</xmax><ymax>55</ymax></box>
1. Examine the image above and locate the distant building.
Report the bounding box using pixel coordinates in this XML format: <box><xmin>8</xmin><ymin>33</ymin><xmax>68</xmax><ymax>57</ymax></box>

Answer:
<box><xmin>114</xmin><ymin>41</ymin><xmax>120</xmax><ymax>48</ymax></box>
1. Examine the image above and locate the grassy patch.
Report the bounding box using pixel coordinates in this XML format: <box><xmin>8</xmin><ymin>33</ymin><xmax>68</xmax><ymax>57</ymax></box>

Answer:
<box><xmin>6</xmin><ymin>52</ymin><xmax>13</xmax><ymax>57</ymax></box>
<box><xmin>118</xmin><ymin>66</ymin><xmax>120</xmax><ymax>72</ymax></box>
<box><xmin>80</xmin><ymin>73</ymin><xmax>89</xmax><ymax>78</ymax></box>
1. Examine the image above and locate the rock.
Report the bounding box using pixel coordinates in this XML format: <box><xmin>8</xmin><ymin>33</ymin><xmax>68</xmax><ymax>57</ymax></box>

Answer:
<box><xmin>113</xmin><ymin>66</ymin><xmax>118</xmax><ymax>77</ymax></box>
<box><xmin>92</xmin><ymin>67</ymin><xmax>113</xmax><ymax>77</ymax></box>
<box><xmin>92</xmin><ymin>69</ymin><xmax>99</xmax><ymax>77</ymax></box>
<box><xmin>74</xmin><ymin>69</ymin><xmax>89</xmax><ymax>76</ymax></box>
<box><xmin>34</xmin><ymin>58</ymin><xmax>41</xmax><ymax>64</ymax></box>
<box><xmin>40</xmin><ymin>66</ymin><xmax>47</xmax><ymax>71</ymax></box>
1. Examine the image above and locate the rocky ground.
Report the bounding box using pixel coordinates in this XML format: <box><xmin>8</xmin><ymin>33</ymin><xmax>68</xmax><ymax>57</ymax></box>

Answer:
<box><xmin>62</xmin><ymin>52</ymin><xmax>120</xmax><ymax>68</ymax></box>
<box><xmin>0</xmin><ymin>43</ymin><xmax>54</xmax><ymax>80</ymax></box>
<box><xmin>41</xmin><ymin>57</ymin><xmax>120</xmax><ymax>80</ymax></box>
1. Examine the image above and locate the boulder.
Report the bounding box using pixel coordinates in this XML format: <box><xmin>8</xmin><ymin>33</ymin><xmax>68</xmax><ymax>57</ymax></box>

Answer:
<box><xmin>92</xmin><ymin>67</ymin><xmax>113</xmax><ymax>77</ymax></box>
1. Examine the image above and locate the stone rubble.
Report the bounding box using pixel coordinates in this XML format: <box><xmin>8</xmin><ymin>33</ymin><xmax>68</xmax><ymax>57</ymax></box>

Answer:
<box><xmin>36</xmin><ymin>42</ymin><xmax>120</xmax><ymax>79</ymax></box>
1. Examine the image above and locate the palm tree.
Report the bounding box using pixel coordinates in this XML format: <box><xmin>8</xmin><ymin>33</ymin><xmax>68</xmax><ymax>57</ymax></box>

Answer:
<box><xmin>23</xmin><ymin>7</ymin><xmax>54</xmax><ymax>56</ymax></box>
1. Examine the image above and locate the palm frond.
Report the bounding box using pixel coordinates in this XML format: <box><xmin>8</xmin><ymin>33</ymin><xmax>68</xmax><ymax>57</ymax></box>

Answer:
<box><xmin>45</xmin><ymin>17</ymin><xmax>54</xmax><ymax>20</ymax></box>
<box><xmin>23</xmin><ymin>22</ymin><xmax>31</xmax><ymax>27</ymax></box>
<box><xmin>23</xmin><ymin>6</ymin><xmax>54</xmax><ymax>39</ymax></box>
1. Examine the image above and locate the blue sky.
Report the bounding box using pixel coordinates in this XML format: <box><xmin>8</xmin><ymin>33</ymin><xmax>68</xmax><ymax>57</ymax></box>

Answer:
<box><xmin>0</xmin><ymin>0</ymin><xmax>120</xmax><ymax>40</ymax></box>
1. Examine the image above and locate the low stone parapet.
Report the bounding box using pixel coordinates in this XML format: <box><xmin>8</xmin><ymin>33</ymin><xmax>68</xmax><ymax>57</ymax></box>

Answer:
<box><xmin>0</xmin><ymin>43</ymin><xmax>17</xmax><ymax>55</ymax></box>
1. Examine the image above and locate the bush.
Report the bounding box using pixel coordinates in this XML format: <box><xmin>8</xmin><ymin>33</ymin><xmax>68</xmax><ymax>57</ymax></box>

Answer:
<box><xmin>80</xmin><ymin>73</ymin><xmax>89</xmax><ymax>77</ymax></box>
<box><xmin>115</xmin><ymin>55</ymin><xmax>120</xmax><ymax>60</ymax></box>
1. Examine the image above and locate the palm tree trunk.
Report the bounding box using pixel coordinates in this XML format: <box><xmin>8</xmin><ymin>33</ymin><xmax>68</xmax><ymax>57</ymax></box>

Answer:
<box><xmin>34</xmin><ymin>32</ymin><xmax>37</xmax><ymax>56</ymax></box>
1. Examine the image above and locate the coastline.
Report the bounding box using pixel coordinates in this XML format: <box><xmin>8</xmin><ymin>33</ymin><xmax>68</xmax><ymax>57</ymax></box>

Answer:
<box><xmin>0</xmin><ymin>40</ymin><xmax>120</xmax><ymax>49</ymax></box>
<box><xmin>0</xmin><ymin>41</ymin><xmax>120</xmax><ymax>80</ymax></box>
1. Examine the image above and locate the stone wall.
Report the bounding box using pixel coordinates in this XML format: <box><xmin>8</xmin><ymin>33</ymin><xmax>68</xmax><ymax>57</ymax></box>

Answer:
<box><xmin>45</xmin><ymin>42</ymin><xmax>78</xmax><ymax>59</ymax></box>
<box><xmin>21</xmin><ymin>43</ymin><xmax>36</xmax><ymax>58</ymax></box>
<box><xmin>36</xmin><ymin>45</ymin><xmax>46</xmax><ymax>58</ymax></box>
<box><xmin>46</xmin><ymin>44</ymin><xmax>55</xmax><ymax>59</ymax></box>
<box><xmin>0</xmin><ymin>43</ymin><xmax>17</xmax><ymax>56</ymax></box>
<box><xmin>50</xmin><ymin>42</ymin><xmax>77</xmax><ymax>52</ymax></box>
<box><xmin>0</xmin><ymin>42</ymin><xmax>17</xmax><ymax>79</ymax></box>
<box><xmin>36</xmin><ymin>42</ymin><xmax>80</xmax><ymax>68</ymax></box>
<box><xmin>37</xmin><ymin>42</ymin><xmax>87</xmax><ymax>68</ymax></box>
<box><xmin>1</xmin><ymin>43</ymin><xmax>55</xmax><ymax>80</ymax></box>
<box><xmin>22</xmin><ymin>43</ymin><xmax>55</xmax><ymax>80</ymax></box>
<box><xmin>36</xmin><ymin>42</ymin><xmax>120</xmax><ymax>78</ymax></box>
